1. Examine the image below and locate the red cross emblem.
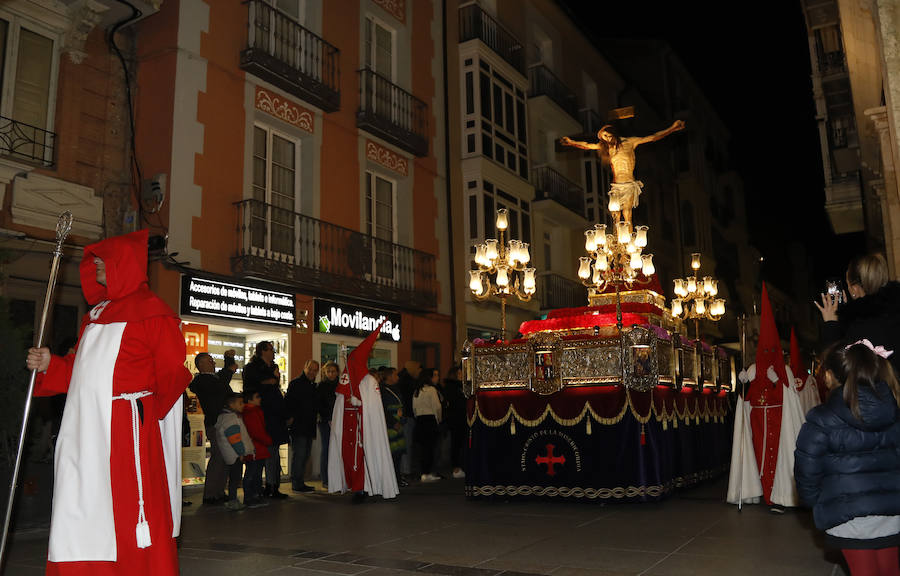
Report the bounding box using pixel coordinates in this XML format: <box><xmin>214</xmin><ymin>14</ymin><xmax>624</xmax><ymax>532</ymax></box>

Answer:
<box><xmin>535</xmin><ymin>443</ymin><xmax>566</xmax><ymax>477</ymax></box>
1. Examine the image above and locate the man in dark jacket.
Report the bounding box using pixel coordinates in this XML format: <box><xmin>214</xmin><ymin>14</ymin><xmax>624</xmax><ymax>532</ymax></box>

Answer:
<box><xmin>316</xmin><ymin>361</ymin><xmax>340</xmax><ymax>489</ymax></box>
<box><xmin>286</xmin><ymin>360</ymin><xmax>319</xmax><ymax>492</ymax></box>
<box><xmin>397</xmin><ymin>361</ymin><xmax>421</xmax><ymax>478</ymax></box>
<box><xmin>189</xmin><ymin>352</ymin><xmax>234</xmax><ymax>504</ymax></box>
<box><xmin>442</xmin><ymin>365</ymin><xmax>467</xmax><ymax>479</ymax></box>
<box><xmin>243</xmin><ymin>341</ymin><xmax>289</xmax><ymax>498</ymax></box>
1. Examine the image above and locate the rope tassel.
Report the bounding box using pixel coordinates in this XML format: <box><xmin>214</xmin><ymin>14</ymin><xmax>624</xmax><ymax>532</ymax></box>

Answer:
<box><xmin>115</xmin><ymin>391</ymin><xmax>153</xmax><ymax>549</ymax></box>
<box><xmin>640</xmin><ymin>424</ymin><xmax>646</xmax><ymax>446</ymax></box>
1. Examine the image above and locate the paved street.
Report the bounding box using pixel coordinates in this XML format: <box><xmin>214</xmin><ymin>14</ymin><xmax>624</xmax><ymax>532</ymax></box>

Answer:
<box><xmin>3</xmin><ymin>477</ymin><xmax>847</xmax><ymax>576</ymax></box>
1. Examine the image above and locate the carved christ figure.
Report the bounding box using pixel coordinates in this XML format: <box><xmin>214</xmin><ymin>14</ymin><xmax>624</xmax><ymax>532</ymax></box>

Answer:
<box><xmin>560</xmin><ymin>120</ymin><xmax>685</xmax><ymax>225</ymax></box>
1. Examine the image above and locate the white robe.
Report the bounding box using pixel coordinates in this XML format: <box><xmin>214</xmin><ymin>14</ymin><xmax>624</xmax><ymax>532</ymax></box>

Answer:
<box><xmin>327</xmin><ymin>374</ymin><xmax>398</xmax><ymax>498</ymax></box>
<box><xmin>770</xmin><ymin>366</ymin><xmax>806</xmax><ymax>507</ymax></box>
<box><xmin>726</xmin><ymin>394</ymin><xmax>763</xmax><ymax>505</ymax></box>
<box><xmin>49</xmin><ymin>321</ymin><xmax>182</xmax><ymax>562</ymax></box>
<box><xmin>797</xmin><ymin>374</ymin><xmax>821</xmax><ymax>416</ymax></box>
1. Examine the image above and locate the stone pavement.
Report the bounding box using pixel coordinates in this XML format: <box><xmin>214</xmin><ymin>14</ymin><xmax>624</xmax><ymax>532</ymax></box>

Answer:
<box><xmin>3</xmin><ymin>477</ymin><xmax>848</xmax><ymax>576</ymax></box>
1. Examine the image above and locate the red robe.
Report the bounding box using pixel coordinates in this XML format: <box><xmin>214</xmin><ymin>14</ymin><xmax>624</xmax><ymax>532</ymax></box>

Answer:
<box><xmin>746</xmin><ymin>283</ymin><xmax>789</xmax><ymax>506</ymax></box>
<box><xmin>335</xmin><ymin>320</ymin><xmax>386</xmax><ymax>492</ymax></box>
<box><xmin>747</xmin><ymin>366</ymin><xmax>784</xmax><ymax>505</ymax></box>
<box><xmin>34</xmin><ymin>230</ymin><xmax>191</xmax><ymax>575</ymax></box>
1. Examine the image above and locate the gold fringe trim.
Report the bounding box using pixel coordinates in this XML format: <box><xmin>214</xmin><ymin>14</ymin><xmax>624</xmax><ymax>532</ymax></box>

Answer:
<box><xmin>468</xmin><ymin>391</ymin><xmax>728</xmax><ymax>430</ymax></box>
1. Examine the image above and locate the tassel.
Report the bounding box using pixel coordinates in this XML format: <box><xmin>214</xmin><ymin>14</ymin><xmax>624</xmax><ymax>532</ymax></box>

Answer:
<box><xmin>695</xmin><ymin>416</ymin><xmax>700</xmax><ymax>426</ymax></box>
<box><xmin>136</xmin><ymin>520</ymin><xmax>151</xmax><ymax>549</ymax></box>
<box><xmin>468</xmin><ymin>428</ymin><xmax>472</xmax><ymax>449</ymax></box>
<box><xmin>510</xmin><ymin>418</ymin><xmax>516</xmax><ymax>435</ymax></box>
<box><xmin>640</xmin><ymin>424</ymin><xmax>646</xmax><ymax>446</ymax></box>
<box><xmin>674</xmin><ymin>417</ymin><xmax>678</xmax><ymax>429</ymax></box>
<box><xmin>586</xmin><ymin>417</ymin><xmax>592</xmax><ymax>436</ymax></box>
<box><xmin>662</xmin><ymin>418</ymin><xmax>668</xmax><ymax>431</ymax></box>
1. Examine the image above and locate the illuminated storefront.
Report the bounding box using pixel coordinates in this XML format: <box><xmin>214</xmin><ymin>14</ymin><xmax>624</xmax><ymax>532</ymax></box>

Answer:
<box><xmin>179</xmin><ymin>274</ymin><xmax>296</xmax><ymax>485</ymax></box>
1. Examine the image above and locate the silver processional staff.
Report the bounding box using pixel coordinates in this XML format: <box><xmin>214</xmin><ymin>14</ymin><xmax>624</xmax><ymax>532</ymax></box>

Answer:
<box><xmin>0</xmin><ymin>212</ymin><xmax>73</xmax><ymax>567</ymax></box>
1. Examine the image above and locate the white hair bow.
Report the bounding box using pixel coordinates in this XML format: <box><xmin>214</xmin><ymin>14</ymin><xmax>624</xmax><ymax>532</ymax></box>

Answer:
<box><xmin>845</xmin><ymin>339</ymin><xmax>894</xmax><ymax>359</ymax></box>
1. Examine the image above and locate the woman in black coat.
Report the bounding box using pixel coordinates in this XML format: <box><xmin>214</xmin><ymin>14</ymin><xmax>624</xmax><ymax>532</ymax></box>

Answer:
<box><xmin>794</xmin><ymin>341</ymin><xmax>900</xmax><ymax>575</ymax></box>
<box><xmin>817</xmin><ymin>252</ymin><xmax>900</xmax><ymax>377</ymax></box>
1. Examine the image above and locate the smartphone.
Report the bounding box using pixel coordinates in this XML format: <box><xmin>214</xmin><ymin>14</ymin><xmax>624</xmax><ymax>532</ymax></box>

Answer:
<box><xmin>824</xmin><ymin>278</ymin><xmax>844</xmax><ymax>305</ymax></box>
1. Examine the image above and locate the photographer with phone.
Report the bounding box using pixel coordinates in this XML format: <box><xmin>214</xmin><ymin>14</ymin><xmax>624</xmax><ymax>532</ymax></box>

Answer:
<box><xmin>815</xmin><ymin>253</ymin><xmax>900</xmax><ymax>376</ymax></box>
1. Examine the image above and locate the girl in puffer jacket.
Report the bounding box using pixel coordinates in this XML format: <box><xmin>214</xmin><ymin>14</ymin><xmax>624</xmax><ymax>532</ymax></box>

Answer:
<box><xmin>795</xmin><ymin>340</ymin><xmax>900</xmax><ymax>576</ymax></box>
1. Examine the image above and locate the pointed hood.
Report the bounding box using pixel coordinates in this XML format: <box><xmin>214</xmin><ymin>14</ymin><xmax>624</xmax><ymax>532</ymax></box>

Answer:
<box><xmin>338</xmin><ymin>318</ymin><xmax>387</xmax><ymax>398</ymax></box>
<box><xmin>81</xmin><ymin>230</ymin><xmax>150</xmax><ymax>304</ymax></box>
<box><xmin>755</xmin><ymin>283</ymin><xmax>788</xmax><ymax>386</ymax></box>
<box><xmin>79</xmin><ymin>230</ymin><xmax>177</xmax><ymax>324</ymax></box>
<box><xmin>789</xmin><ymin>327</ymin><xmax>806</xmax><ymax>382</ymax></box>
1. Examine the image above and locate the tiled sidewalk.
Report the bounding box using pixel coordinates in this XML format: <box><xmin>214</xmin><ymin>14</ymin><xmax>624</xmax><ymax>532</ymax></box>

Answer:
<box><xmin>3</xmin><ymin>478</ymin><xmax>847</xmax><ymax>576</ymax></box>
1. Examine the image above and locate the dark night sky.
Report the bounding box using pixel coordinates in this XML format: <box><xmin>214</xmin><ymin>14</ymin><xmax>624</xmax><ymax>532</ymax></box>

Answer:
<box><xmin>561</xmin><ymin>0</ymin><xmax>867</xmax><ymax>294</ymax></box>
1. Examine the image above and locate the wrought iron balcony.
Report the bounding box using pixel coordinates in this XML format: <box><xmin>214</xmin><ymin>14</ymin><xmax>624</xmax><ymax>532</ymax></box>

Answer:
<box><xmin>241</xmin><ymin>0</ymin><xmax>340</xmax><ymax>112</ymax></box>
<box><xmin>532</xmin><ymin>166</ymin><xmax>585</xmax><ymax>217</ymax></box>
<box><xmin>0</xmin><ymin>116</ymin><xmax>55</xmax><ymax>167</ymax></box>
<box><xmin>830</xmin><ymin>119</ymin><xmax>858</xmax><ymax>149</ymax></box>
<box><xmin>538</xmin><ymin>273</ymin><xmax>586</xmax><ymax>310</ymax></box>
<box><xmin>529</xmin><ymin>65</ymin><xmax>579</xmax><ymax>121</ymax></box>
<box><xmin>233</xmin><ymin>199</ymin><xmax>437</xmax><ymax>310</ymax></box>
<box><xmin>818</xmin><ymin>51</ymin><xmax>846</xmax><ymax>76</ymax></box>
<box><xmin>458</xmin><ymin>3</ymin><xmax>525</xmax><ymax>76</ymax></box>
<box><xmin>357</xmin><ymin>68</ymin><xmax>428</xmax><ymax>157</ymax></box>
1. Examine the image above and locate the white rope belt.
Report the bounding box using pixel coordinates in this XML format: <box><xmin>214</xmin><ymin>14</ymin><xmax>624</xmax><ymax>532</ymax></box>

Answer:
<box><xmin>113</xmin><ymin>391</ymin><xmax>153</xmax><ymax>549</ymax></box>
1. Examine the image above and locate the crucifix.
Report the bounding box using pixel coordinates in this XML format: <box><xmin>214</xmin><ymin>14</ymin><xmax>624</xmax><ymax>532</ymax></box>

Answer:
<box><xmin>560</xmin><ymin>118</ymin><xmax>685</xmax><ymax>226</ymax></box>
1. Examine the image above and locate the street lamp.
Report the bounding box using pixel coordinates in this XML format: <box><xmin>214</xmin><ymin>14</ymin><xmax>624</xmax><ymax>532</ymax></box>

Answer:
<box><xmin>470</xmin><ymin>208</ymin><xmax>536</xmax><ymax>339</ymax></box>
<box><xmin>670</xmin><ymin>252</ymin><xmax>726</xmax><ymax>340</ymax></box>
<box><xmin>580</xmin><ymin>221</ymin><xmax>655</xmax><ymax>330</ymax></box>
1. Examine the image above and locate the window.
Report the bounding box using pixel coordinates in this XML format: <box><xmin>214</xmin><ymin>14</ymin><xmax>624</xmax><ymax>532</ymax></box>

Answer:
<box><xmin>0</xmin><ymin>11</ymin><xmax>58</xmax><ymax>163</ymax></box>
<box><xmin>252</xmin><ymin>124</ymin><xmax>299</xmax><ymax>256</ymax></box>
<box><xmin>275</xmin><ymin>0</ymin><xmax>304</xmax><ymax>23</ymax></box>
<box><xmin>465</xmin><ymin>179</ymin><xmax>531</xmax><ymax>246</ymax></box>
<box><xmin>365</xmin><ymin>17</ymin><xmax>394</xmax><ymax>80</ymax></box>
<box><xmin>464</xmin><ymin>58</ymin><xmax>528</xmax><ymax>179</ymax></box>
<box><xmin>366</xmin><ymin>171</ymin><xmax>396</xmax><ymax>280</ymax></box>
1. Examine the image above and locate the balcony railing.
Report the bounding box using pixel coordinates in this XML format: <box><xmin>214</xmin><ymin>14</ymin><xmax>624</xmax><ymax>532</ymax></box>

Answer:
<box><xmin>830</xmin><ymin>119</ymin><xmax>858</xmax><ymax>149</ymax></box>
<box><xmin>529</xmin><ymin>65</ymin><xmax>579</xmax><ymax>121</ymax></box>
<box><xmin>458</xmin><ymin>3</ymin><xmax>525</xmax><ymax>76</ymax></box>
<box><xmin>234</xmin><ymin>199</ymin><xmax>437</xmax><ymax>310</ymax></box>
<box><xmin>532</xmin><ymin>166</ymin><xmax>585</xmax><ymax>217</ymax></box>
<box><xmin>357</xmin><ymin>68</ymin><xmax>428</xmax><ymax>157</ymax></box>
<box><xmin>241</xmin><ymin>0</ymin><xmax>340</xmax><ymax>112</ymax></box>
<box><xmin>538</xmin><ymin>273</ymin><xmax>586</xmax><ymax>310</ymax></box>
<box><xmin>0</xmin><ymin>116</ymin><xmax>55</xmax><ymax>167</ymax></box>
<box><xmin>818</xmin><ymin>51</ymin><xmax>846</xmax><ymax>76</ymax></box>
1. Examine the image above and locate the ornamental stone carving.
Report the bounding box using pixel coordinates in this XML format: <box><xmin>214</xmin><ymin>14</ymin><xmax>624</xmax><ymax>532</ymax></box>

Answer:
<box><xmin>366</xmin><ymin>140</ymin><xmax>408</xmax><ymax>176</ymax></box>
<box><xmin>373</xmin><ymin>0</ymin><xmax>405</xmax><ymax>24</ymax></box>
<box><xmin>255</xmin><ymin>87</ymin><xmax>314</xmax><ymax>133</ymax></box>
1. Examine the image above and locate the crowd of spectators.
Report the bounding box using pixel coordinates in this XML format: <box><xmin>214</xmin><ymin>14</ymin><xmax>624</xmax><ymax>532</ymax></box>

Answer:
<box><xmin>187</xmin><ymin>345</ymin><xmax>468</xmax><ymax>510</ymax></box>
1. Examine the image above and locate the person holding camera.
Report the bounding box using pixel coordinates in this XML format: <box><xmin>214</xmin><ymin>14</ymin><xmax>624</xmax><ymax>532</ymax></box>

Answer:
<box><xmin>815</xmin><ymin>253</ymin><xmax>900</xmax><ymax>377</ymax></box>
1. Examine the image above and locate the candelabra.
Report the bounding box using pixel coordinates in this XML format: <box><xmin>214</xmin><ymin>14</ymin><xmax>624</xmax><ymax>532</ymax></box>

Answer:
<box><xmin>670</xmin><ymin>252</ymin><xmax>726</xmax><ymax>340</ymax></box>
<box><xmin>578</xmin><ymin>220</ymin><xmax>655</xmax><ymax>330</ymax></box>
<box><xmin>469</xmin><ymin>208</ymin><xmax>536</xmax><ymax>339</ymax></box>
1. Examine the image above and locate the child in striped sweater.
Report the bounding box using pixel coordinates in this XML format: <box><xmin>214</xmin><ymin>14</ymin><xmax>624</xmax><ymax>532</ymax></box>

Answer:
<box><xmin>215</xmin><ymin>393</ymin><xmax>254</xmax><ymax>511</ymax></box>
